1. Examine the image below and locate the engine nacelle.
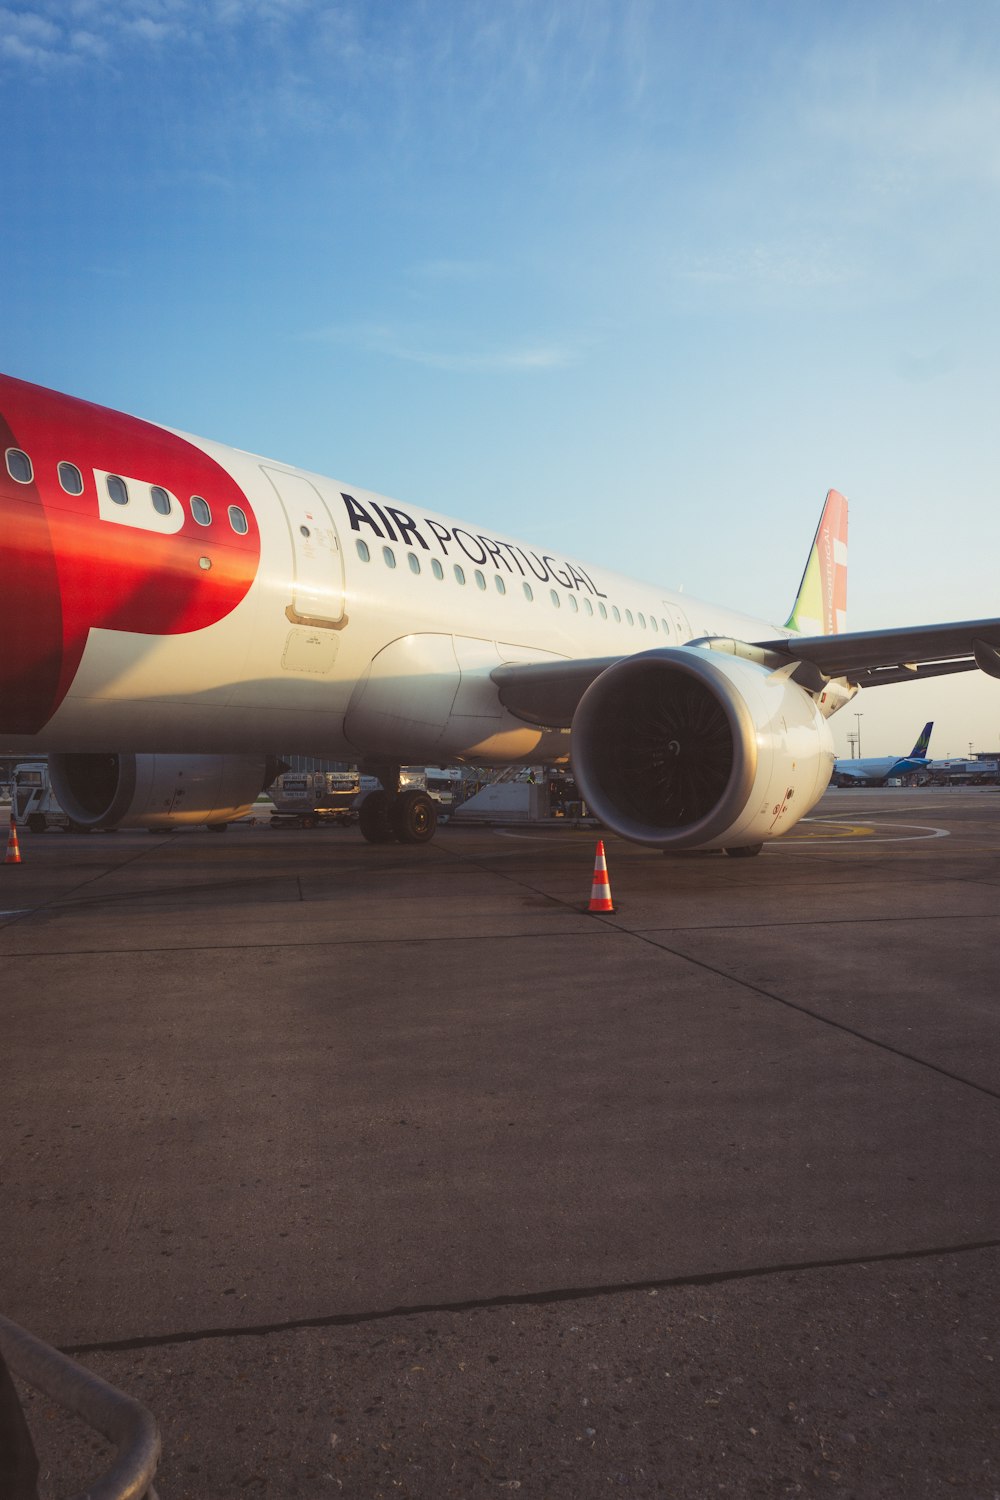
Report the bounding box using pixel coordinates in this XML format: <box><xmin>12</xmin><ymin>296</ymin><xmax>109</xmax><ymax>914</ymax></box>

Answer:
<box><xmin>49</xmin><ymin>753</ymin><xmax>276</xmax><ymax>830</ymax></box>
<box><xmin>570</xmin><ymin>648</ymin><xmax>834</xmax><ymax>851</ymax></box>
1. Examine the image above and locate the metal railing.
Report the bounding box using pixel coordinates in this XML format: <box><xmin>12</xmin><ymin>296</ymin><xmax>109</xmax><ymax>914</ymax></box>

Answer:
<box><xmin>0</xmin><ymin>1315</ymin><xmax>160</xmax><ymax>1500</ymax></box>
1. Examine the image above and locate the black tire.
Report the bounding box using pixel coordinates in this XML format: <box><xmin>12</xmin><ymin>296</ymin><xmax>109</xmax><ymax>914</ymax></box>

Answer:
<box><xmin>391</xmin><ymin>789</ymin><xmax>438</xmax><ymax>845</ymax></box>
<box><xmin>724</xmin><ymin>843</ymin><xmax>763</xmax><ymax>858</ymax></box>
<box><xmin>207</xmin><ymin>822</ymin><xmax>229</xmax><ymax>833</ymax></box>
<box><xmin>27</xmin><ymin>814</ymin><xmax>46</xmax><ymax>835</ymax></box>
<box><xmin>358</xmin><ymin>790</ymin><xmax>396</xmax><ymax>843</ymax></box>
<box><xmin>300</xmin><ymin>814</ymin><xmax>318</xmax><ymax>830</ymax></box>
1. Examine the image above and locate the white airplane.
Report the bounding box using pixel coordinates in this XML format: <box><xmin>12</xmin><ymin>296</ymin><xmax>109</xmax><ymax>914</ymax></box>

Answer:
<box><xmin>832</xmin><ymin>721</ymin><xmax>934</xmax><ymax>786</ymax></box>
<box><xmin>3</xmin><ymin>374</ymin><xmax>999</xmax><ymax>854</ymax></box>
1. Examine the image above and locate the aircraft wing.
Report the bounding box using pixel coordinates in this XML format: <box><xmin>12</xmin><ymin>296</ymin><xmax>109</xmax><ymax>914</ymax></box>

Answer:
<box><xmin>493</xmin><ymin>657</ymin><xmax>622</xmax><ymax>727</ymax></box>
<box><xmin>493</xmin><ymin>618</ymin><xmax>1000</xmax><ymax>729</ymax></box>
<box><xmin>750</xmin><ymin>618</ymin><xmax>1000</xmax><ymax>687</ymax></box>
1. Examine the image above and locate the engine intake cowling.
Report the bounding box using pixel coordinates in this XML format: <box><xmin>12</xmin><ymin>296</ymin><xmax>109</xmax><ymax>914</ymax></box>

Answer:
<box><xmin>49</xmin><ymin>753</ymin><xmax>276</xmax><ymax>830</ymax></box>
<box><xmin>570</xmin><ymin>648</ymin><xmax>834</xmax><ymax>851</ymax></box>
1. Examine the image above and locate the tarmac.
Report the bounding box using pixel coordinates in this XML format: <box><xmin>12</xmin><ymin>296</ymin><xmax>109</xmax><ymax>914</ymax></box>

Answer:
<box><xmin>2</xmin><ymin>786</ymin><xmax>1000</xmax><ymax>1498</ymax></box>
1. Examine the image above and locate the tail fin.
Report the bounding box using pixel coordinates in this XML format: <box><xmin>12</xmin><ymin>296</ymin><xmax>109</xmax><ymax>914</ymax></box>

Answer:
<box><xmin>910</xmin><ymin>721</ymin><xmax>933</xmax><ymax>759</ymax></box>
<box><xmin>784</xmin><ymin>489</ymin><xmax>849</xmax><ymax>636</ymax></box>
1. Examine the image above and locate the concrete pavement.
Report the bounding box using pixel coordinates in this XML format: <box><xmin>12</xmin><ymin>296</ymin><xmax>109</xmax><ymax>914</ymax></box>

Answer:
<box><xmin>2</xmin><ymin>788</ymin><xmax>999</xmax><ymax>1496</ymax></box>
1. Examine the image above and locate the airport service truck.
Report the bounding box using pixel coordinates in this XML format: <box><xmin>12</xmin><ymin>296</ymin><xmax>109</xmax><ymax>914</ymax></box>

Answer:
<box><xmin>269</xmin><ymin>769</ymin><xmax>362</xmax><ymax>828</ymax></box>
<box><xmin>11</xmin><ymin>762</ymin><xmax>74</xmax><ymax>833</ymax></box>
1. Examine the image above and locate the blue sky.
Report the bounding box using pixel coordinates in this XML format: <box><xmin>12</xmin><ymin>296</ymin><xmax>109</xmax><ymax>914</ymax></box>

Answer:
<box><xmin>4</xmin><ymin>0</ymin><xmax>1000</xmax><ymax>756</ymax></box>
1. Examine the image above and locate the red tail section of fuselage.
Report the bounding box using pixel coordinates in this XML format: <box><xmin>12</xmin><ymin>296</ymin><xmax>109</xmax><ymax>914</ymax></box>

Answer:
<box><xmin>0</xmin><ymin>375</ymin><xmax>260</xmax><ymax>735</ymax></box>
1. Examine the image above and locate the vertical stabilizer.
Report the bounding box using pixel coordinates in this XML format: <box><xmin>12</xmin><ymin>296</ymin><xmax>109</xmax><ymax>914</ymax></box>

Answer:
<box><xmin>910</xmin><ymin>722</ymin><xmax>934</xmax><ymax>758</ymax></box>
<box><xmin>784</xmin><ymin>489</ymin><xmax>848</xmax><ymax>635</ymax></box>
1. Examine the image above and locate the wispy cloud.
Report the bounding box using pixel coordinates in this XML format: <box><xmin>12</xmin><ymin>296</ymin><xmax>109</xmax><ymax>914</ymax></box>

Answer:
<box><xmin>798</xmin><ymin>27</ymin><xmax>1000</xmax><ymax>194</ymax></box>
<box><xmin>310</xmin><ymin>321</ymin><xmax>578</xmax><ymax>373</ymax></box>
<box><xmin>0</xmin><ymin>7</ymin><xmax>63</xmax><ymax>65</ymax></box>
<box><xmin>671</xmin><ymin>242</ymin><xmax>856</xmax><ymax>291</ymax></box>
<box><xmin>0</xmin><ymin>0</ymin><xmax>323</xmax><ymax>66</ymax></box>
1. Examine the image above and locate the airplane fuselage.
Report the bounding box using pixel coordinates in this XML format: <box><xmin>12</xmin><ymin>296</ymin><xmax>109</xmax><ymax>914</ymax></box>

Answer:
<box><xmin>1</xmin><ymin>373</ymin><xmax>793</xmax><ymax>765</ymax></box>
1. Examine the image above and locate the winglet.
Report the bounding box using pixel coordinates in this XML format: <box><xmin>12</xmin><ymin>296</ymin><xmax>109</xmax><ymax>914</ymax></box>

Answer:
<box><xmin>784</xmin><ymin>489</ymin><xmax>848</xmax><ymax>636</ymax></box>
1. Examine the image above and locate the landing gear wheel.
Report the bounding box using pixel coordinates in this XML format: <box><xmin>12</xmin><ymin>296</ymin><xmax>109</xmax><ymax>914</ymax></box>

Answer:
<box><xmin>299</xmin><ymin>814</ymin><xmax>318</xmax><ymax>830</ymax></box>
<box><xmin>724</xmin><ymin>843</ymin><xmax>763</xmax><ymax>858</ymax></box>
<box><xmin>27</xmin><ymin>814</ymin><xmax>46</xmax><ymax>834</ymax></box>
<box><xmin>391</xmin><ymin>789</ymin><xmax>438</xmax><ymax>845</ymax></box>
<box><xmin>358</xmin><ymin>790</ymin><xmax>396</xmax><ymax>843</ymax></box>
<box><xmin>207</xmin><ymin>822</ymin><xmax>229</xmax><ymax>833</ymax></box>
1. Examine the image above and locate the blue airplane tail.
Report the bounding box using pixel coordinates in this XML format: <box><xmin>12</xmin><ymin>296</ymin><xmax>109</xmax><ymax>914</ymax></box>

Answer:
<box><xmin>909</xmin><ymin>721</ymin><xmax>933</xmax><ymax>758</ymax></box>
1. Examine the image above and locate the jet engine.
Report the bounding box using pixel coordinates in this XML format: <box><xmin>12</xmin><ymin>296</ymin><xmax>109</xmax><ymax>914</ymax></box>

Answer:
<box><xmin>570</xmin><ymin>648</ymin><xmax>834</xmax><ymax>852</ymax></box>
<box><xmin>48</xmin><ymin>752</ymin><xmax>278</xmax><ymax>830</ymax></box>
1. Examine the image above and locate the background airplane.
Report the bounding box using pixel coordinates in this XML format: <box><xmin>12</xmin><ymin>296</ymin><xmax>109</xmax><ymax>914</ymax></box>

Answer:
<box><xmin>831</xmin><ymin>722</ymin><xmax>934</xmax><ymax>787</ymax></box>
<box><xmin>3</xmin><ymin>374</ymin><xmax>1000</xmax><ymax>856</ymax></box>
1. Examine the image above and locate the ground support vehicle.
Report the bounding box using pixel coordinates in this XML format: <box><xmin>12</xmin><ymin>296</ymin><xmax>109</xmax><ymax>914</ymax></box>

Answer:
<box><xmin>269</xmin><ymin>770</ymin><xmax>361</xmax><ymax>829</ymax></box>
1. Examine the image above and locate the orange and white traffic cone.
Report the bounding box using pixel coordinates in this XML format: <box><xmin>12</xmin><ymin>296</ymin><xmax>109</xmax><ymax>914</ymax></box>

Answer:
<box><xmin>5</xmin><ymin>819</ymin><xmax>23</xmax><ymax>865</ymax></box>
<box><xmin>587</xmin><ymin>839</ymin><xmax>614</xmax><ymax>913</ymax></box>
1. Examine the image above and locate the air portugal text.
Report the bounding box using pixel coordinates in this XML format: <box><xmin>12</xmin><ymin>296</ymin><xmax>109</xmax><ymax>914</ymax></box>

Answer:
<box><xmin>340</xmin><ymin>493</ymin><xmax>607</xmax><ymax>598</ymax></box>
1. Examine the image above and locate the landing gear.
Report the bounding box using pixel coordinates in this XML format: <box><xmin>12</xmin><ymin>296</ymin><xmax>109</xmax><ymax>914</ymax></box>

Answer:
<box><xmin>391</xmin><ymin>789</ymin><xmax>438</xmax><ymax>845</ymax></box>
<box><xmin>358</xmin><ymin>790</ymin><xmax>397</xmax><ymax>843</ymax></box>
<box><xmin>357</xmin><ymin>771</ymin><xmax>440</xmax><ymax>846</ymax></box>
<box><xmin>724</xmin><ymin>843</ymin><xmax>763</xmax><ymax>858</ymax></box>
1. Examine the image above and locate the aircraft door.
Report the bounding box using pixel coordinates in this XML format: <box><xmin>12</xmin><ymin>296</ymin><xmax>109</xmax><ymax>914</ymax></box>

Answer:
<box><xmin>667</xmin><ymin>603</ymin><xmax>691</xmax><ymax>643</ymax></box>
<box><xmin>262</xmin><ymin>467</ymin><xmax>346</xmax><ymax>628</ymax></box>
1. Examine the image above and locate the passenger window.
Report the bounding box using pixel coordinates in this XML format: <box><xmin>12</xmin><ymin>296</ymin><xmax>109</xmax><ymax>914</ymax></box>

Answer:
<box><xmin>107</xmin><ymin>474</ymin><xmax>129</xmax><ymax>506</ymax></box>
<box><xmin>228</xmin><ymin>504</ymin><xmax>248</xmax><ymax>534</ymax></box>
<box><xmin>523</xmin><ymin>582</ymin><xmax>534</xmax><ymax>602</ymax></box>
<box><xmin>651</xmin><ymin>616</ymin><xmax>658</xmax><ymax>633</ymax></box>
<box><xmin>5</xmin><ymin>449</ymin><xmax>32</xmax><ymax>484</ymax></box>
<box><xmin>431</xmin><ymin>558</ymin><xmax>444</xmax><ymax>580</ymax></box>
<box><xmin>454</xmin><ymin>564</ymin><xmax>466</xmax><ymax>585</ymax></box>
<box><xmin>474</xmin><ymin>569</ymin><xmax>486</xmax><ymax>590</ymax></box>
<box><xmin>583</xmin><ymin>598</ymin><xmax>593</xmax><ymax>616</ymax></box>
<box><xmin>58</xmin><ymin>461</ymin><xmax>83</xmax><ymax>495</ymax></box>
<box><xmin>626</xmin><ymin>609</ymin><xmax>634</xmax><ymax>626</ymax></box>
<box><xmin>638</xmin><ymin>612</ymin><xmax>646</xmax><ymax>628</ymax></box>
<box><xmin>151</xmin><ymin>486</ymin><xmax>172</xmax><ymax>516</ymax></box>
<box><xmin>495</xmin><ymin>575</ymin><xmax>506</xmax><ymax>595</ymax></box>
<box><xmin>568</xmin><ymin>594</ymin><xmax>579</xmax><ymax>612</ymax></box>
<box><xmin>356</xmin><ymin>538</ymin><xmax>371</xmax><ymax>562</ymax></box>
<box><xmin>190</xmin><ymin>495</ymin><xmax>211</xmax><ymax>525</ymax></box>
<box><xmin>598</xmin><ymin>602</ymin><xmax>607</xmax><ymax>619</ymax></box>
<box><xmin>612</xmin><ymin>606</ymin><xmax>621</xmax><ymax>623</ymax></box>
<box><xmin>550</xmin><ymin>589</ymin><xmax>561</xmax><ymax>608</ymax></box>
<box><xmin>382</xmin><ymin>545</ymin><xmax>396</xmax><ymax>568</ymax></box>
<box><xmin>408</xmin><ymin>552</ymin><xmax>421</xmax><ymax>574</ymax></box>
<box><xmin>661</xmin><ymin>618</ymin><xmax>670</xmax><ymax>634</ymax></box>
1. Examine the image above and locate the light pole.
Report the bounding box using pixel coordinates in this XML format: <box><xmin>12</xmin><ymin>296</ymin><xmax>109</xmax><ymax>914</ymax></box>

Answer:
<box><xmin>854</xmin><ymin>711</ymin><xmax>863</xmax><ymax>759</ymax></box>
